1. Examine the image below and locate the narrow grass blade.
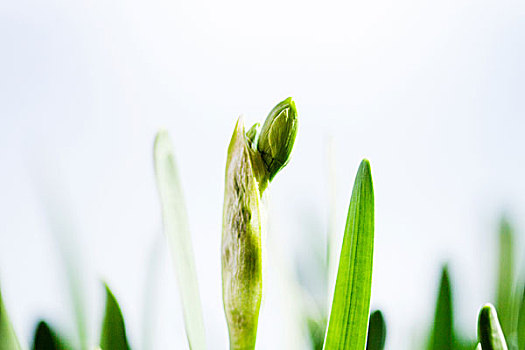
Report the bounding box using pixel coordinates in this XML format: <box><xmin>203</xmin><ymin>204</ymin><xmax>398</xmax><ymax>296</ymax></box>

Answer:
<box><xmin>517</xmin><ymin>285</ymin><xmax>525</xmax><ymax>349</ymax></box>
<box><xmin>478</xmin><ymin>304</ymin><xmax>508</xmax><ymax>350</ymax></box>
<box><xmin>366</xmin><ymin>310</ymin><xmax>386</xmax><ymax>350</ymax></box>
<box><xmin>307</xmin><ymin>316</ymin><xmax>327</xmax><ymax>350</ymax></box>
<box><xmin>455</xmin><ymin>339</ymin><xmax>478</xmax><ymax>350</ymax></box>
<box><xmin>428</xmin><ymin>265</ymin><xmax>454</xmax><ymax>350</ymax></box>
<box><xmin>37</xmin><ymin>195</ymin><xmax>89</xmax><ymax>350</ymax></box>
<box><xmin>154</xmin><ymin>130</ymin><xmax>206</xmax><ymax>350</ymax></box>
<box><xmin>100</xmin><ymin>284</ymin><xmax>131</xmax><ymax>350</ymax></box>
<box><xmin>33</xmin><ymin>321</ymin><xmax>56</xmax><ymax>350</ymax></box>
<box><xmin>0</xmin><ymin>285</ymin><xmax>21</xmax><ymax>350</ymax></box>
<box><xmin>496</xmin><ymin>218</ymin><xmax>514</xmax><ymax>338</ymax></box>
<box><xmin>323</xmin><ymin>159</ymin><xmax>375</xmax><ymax>350</ymax></box>
<box><xmin>32</xmin><ymin>320</ymin><xmax>71</xmax><ymax>350</ymax></box>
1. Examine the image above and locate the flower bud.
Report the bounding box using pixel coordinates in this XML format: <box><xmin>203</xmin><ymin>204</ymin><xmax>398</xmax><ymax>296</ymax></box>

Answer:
<box><xmin>222</xmin><ymin>99</ymin><xmax>298</xmax><ymax>350</ymax></box>
<box><xmin>222</xmin><ymin>117</ymin><xmax>263</xmax><ymax>350</ymax></box>
<box><xmin>257</xmin><ymin>97</ymin><xmax>298</xmax><ymax>181</ymax></box>
<box><xmin>245</xmin><ymin>123</ymin><xmax>260</xmax><ymax>149</ymax></box>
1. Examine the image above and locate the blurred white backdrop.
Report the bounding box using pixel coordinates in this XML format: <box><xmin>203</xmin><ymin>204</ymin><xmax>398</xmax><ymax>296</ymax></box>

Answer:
<box><xmin>0</xmin><ymin>0</ymin><xmax>524</xmax><ymax>348</ymax></box>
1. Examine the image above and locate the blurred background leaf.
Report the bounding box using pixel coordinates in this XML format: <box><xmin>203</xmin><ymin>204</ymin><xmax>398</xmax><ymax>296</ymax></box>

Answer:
<box><xmin>496</xmin><ymin>218</ymin><xmax>515</xmax><ymax>341</ymax></box>
<box><xmin>100</xmin><ymin>284</ymin><xmax>131</xmax><ymax>350</ymax></box>
<box><xmin>426</xmin><ymin>265</ymin><xmax>477</xmax><ymax>350</ymax></box>
<box><xmin>428</xmin><ymin>265</ymin><xmax>454</xmax><ymax>350</ymax></box>
<box><xmin>35</xmin><ymin>190</ymin><xmax>90</xmax><ymax>350</ymax></box>
<box><xmin>32</xmin><ymin>320</ymin><xmax>71</xmax><ymax>350</ymax></box>
<box><xmin>517</xmin><ymin>285</ymin><xmax>525</xmax><ymax>350</ymax></box>
<box><xmin>154</xmin><ymin>130</ymin><xmax>206</xmax><ymax>350</ymax></box>
<box><xmin>366</xmin><ymin>310</ymin><xmax>386</xmax><ymax>350</ymax></box>
<box><xmin>0</xmin><ymin>285</ymin><xmax>22</xmax><ymax>350</ymax></box>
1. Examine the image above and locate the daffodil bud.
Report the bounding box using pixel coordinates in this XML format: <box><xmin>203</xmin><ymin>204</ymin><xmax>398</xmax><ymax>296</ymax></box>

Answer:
<box><xmin>222</xmin><ymin>117</ymin><xmax>263</xmax><ymax>350</ymax></box>
<box><xmin>221</xmin><ymin>99</ymin><xmax>298</xmax><ymax>350</ymax></box>
<box><xmin>257</xmin><ymin>97</ymin><xmax>298</xmax><ymax>181</ymax></box>
<box><xmin>245</xmin><ymin>123</ymin><xmax>260</xmax><ymax>149</ymax></box>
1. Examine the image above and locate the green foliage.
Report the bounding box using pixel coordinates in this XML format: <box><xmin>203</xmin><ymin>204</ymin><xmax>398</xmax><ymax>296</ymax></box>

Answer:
<box><xmin>39</xmin><ymin>198</ymin><xmax>89</xmax><ymax>350</ymax></box>
<box><xmin>100</xmin><ymin>284</ymin><xmax>131</xmax><ymax>350</ymax></box>
<box><xmin>32</xmin><ymin>321</ymin><xmax>70</xmax><ymax>350</ymax></box>
<box><xmin>478</xmin><ymin>304</ymin><xmax>508</xmax><ymax>350</ymax></box>
<box><xmin>428</xmin><ymin>266</ymin><xmax>454</xmax><ymax>350</ymax></box>
<box><xmin>3</xmin><ymin>100</ymin><xmax>524</xmax><ymax>350</ymax></box>
<box><xmin>154</xmin><ymin>130</ymin><xmax>207</xmax><ymax>350</ymax></box>
<box><xmin>496</xmin><ymin>218</ymin><xmax>515</xmax><ymax>339</ymax></box>
<box><xmin>324</xmin><ymin>159</ymin><xmax>375</xmax><ymax>350</ymax></box>
<box><xmin>0</xmin><ymin>285</ymin><xmax>21</xmax><ymax>350</ymax></box>
<box><xmin>307</xmin><ymin>316</ymin><xmax>327</xmax><ymax>350</ymax></box>
<box><xmin>366</xmin><ymin>310</ymin><xmax>386</xmax><ymax>350</ymax></box>
<box><xmin>423</xmin><ymin>215</ymin><xmax>522</xmax><ymax>350</ymax></box>
<box><xmin>517</xmin><ymin>286</ymin><xmax>525</xmax><ymax>350</ymax></box>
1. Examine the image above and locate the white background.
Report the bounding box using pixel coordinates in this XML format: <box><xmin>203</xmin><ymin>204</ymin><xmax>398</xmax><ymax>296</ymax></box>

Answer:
<box><xmin>0</xmin><ymin>0</ymin><xmax>524</xmax><ymax>348</ymax></box>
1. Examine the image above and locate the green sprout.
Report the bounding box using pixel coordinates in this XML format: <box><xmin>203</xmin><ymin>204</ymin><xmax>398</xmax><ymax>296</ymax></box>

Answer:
<box><xmin>478</xmin><ymin>304</ymin><xmax>508</xmax><ymax>350</ymax></box>
<box><xmin>257</xmin><ymin>97</ymin><xmax>298</xmax><ymax>182</ymax></box>
<box><xmin>221</xmin><ymin>98</ymin><xmax>298</xmax><ymax>350</ymax></box>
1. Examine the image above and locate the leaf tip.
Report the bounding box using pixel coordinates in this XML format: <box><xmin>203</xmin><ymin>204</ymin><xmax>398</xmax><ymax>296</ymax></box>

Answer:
<box><xmin>479</xmin><ymin>303</ymin><xmax>497</xmax><ymax>322</ymax></box>
<box><xmin>154</xmin><ymin>129</ymin><xmax>173</xmax><ymax>161</ymax></box>
<box><xmin>359</xmin><ymin>158</ymin><xmax>371</xmax><ymax>175</ymax></box>
<box><xmin>357</xmin><ymin>159</ymin><xmax>374</xmax><ymax>193</ymax></box>
<box><xmin>103</xmin><ymin>282</ymin><xmax>112</xmax><ymax>299</ymax></box>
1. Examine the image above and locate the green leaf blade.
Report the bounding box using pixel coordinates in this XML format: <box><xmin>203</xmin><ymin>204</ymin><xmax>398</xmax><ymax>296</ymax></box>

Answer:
<box><xmin>517</xmin><ymin>286</ymin><xmax>525</xmax><ymax>349</ymax></box>
<box><xmin>324</xmin><ymin>159</ymin><xmax>375</xmax><ymax>350</ymax></box>
<box><xmin>428</xmin><ymin>265</ymin><xmax>454</xmax><ymax>350</ymax></box>
<box><xmin>366</xmin><ymin>310</ymin><xmax>386</xmax><ymax>350</ymax></box>
<box><xmin>100</xmin><ymin>284</ymin><xmax>131</xmax><ymax>350</ymax></box>
<box><xmin>0</xmin><ymin>285</ymin><xmax>22</xmax><ymax>350</ymax></box>
<box><xmin>477</xmin><ymin>303</ymin><xmax>508</xmax><ymax>350</ymax></box>
<box><xmin>154</xmin><ymin>130</ymin><xmax>206</xmax><ymax>350</ymax></box>
<box><xmin>32</xmin><ymin>320</ymin><xmax>71</xmax><ymax>350</ymax></box>
<box><xmin>496</xmin><ymin>218</ymin><xmax>514</xmax><ymax>339</ymax></box>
